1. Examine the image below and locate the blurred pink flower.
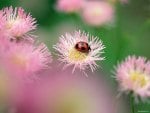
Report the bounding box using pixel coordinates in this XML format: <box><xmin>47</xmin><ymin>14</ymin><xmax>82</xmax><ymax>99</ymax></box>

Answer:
<box><xmin>0</xmin><ymin>6</ymin><xmax>36</xmax><ymax>42</ymax></box>
<box><xmin>115</xmin><ymin>56</ymin><xmax>150</xmax><ymax>101</ymax></box>
<box><xmin>81</xmin><ymin>1</ymin><xmax>114</xmax><ymax>26</ymax></box>
<box><xmin>0</xmin><ymin>42</ymin><xmax>52</xmax><ymax>79</ymax></box>
<box><xmin>53</xmin><ymin>30</ymin><xmax>105</xmax><ymax>75</ymax></box>
<box><xmin>56</xmin><ymin>0</ymin><xmax>84</xmax><ymax>13</ymax></box>
<box><xmin>36</xmin><ymin>72</ymin><xmax>116</xmax><ymax>113</ymax></box>
<box><xmin>9</xmin><ymin>83</ymin><xmax>40</xmax><ymax>113</ymax></box>
<box><xmin>0</xmin><ymin>63</ymin><xmax>20</xmax><ymax>112</ymax></box>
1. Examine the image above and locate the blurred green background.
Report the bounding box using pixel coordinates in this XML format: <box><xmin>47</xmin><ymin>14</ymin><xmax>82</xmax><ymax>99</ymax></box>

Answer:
<box><xmin>0</xmin><ymin>0</ymin><xmax>150</xmax><ymax>113</ymax></box>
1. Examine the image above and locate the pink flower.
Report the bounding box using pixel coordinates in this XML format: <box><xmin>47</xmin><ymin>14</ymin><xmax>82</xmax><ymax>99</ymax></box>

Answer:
<box><xmin>0</xmin><ymin>6</ymin><xmax>36</xmax><ymax>41</ymax></box>
<box><xmin>1</xmin><ymin>42</ymin><xmax>52</xmax><ymax>79</ymax></box>
<box><xmin>81</xmin><ymin>1</ymin><xmax>114</xmax><ymax>26</ymax></box>
<box><xmin>54</xmin><ymin>30</ymin><xmax>105</xmax><ymax>75</ymax></box>
<box><xmin>56</xmin><ymin>0</ymin><xmax>84</xmax><ymax>13</ymax></box>
<box><xmin>115</xmin><ymin>56</ymin><xmax>150</xmax><ymax>101</ymax></box>
<box><xmin>35</xmin><ymin>72</ymin><xmax>116</xmax><ymax>113</ymax></box>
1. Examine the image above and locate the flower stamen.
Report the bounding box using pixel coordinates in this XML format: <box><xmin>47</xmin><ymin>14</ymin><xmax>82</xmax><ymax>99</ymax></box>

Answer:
<box><xmin>68</xmin><ymin>48</ymin><xmax>87</xmax><ymax>62</ymax></box>
<box><xmin>130</xmin><ymin>71</ymin><xmax>149</xmax><ymax>88</ymax></box>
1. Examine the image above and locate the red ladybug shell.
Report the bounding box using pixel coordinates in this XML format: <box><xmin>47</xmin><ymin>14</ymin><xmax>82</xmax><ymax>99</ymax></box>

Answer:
<box><xmin>75</xmin><ymin>41</ymin><xmax>91</xmax><ymax>53</ymax></box>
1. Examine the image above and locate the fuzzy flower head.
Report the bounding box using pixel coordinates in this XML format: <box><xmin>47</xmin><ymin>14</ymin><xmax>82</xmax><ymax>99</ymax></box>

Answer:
<box><xmin>56</xmin><ymin>0</ymin><xmax>84</xmax><ymax>13</ymax></box>
<box><xmin>1</xmin><ymin>42</ymin><xmax>52</xmax><ymax>79</ymax></box>
<box><xmin>0</xmin><ymin>6</ymin><xmax>36</xmax><ymax>41</ymax></box>
<box><xmin>54</xmin><ymin>31</ymin><xmax>105</xmax><ymax>75</ymax></box>
<box><xmin>115</xmin><ymin>56</ymin><xmax>150</xmax><ymax>101</ymax></box>
<box><xmin>36</xmin><ymin>73</ymin><xmax>116</xmax><ymax>113</ymax></box>
<box><xmin>81</xmin><ymin>1</ymin><xmax>114</xmax><ymax>26</ymax></box>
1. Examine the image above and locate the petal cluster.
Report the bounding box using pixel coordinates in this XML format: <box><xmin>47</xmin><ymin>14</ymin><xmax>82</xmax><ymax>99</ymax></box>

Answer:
<box><xmin>56</xmin><ymin>0</ymin><xmax>84</xmax><ymax>13</ymax></box>
<box><xmin>54</xmin><ymin>31</ymin><xmax>105</xmax><ymax>74</ymax></box>
<box><xmin>56</xmin><ymin>0</ymin><xmax>116</xmax><ymax>27</ymax></box>
<box><xmin>115</xmin><ymin>56</ymin><xmax>150</xmax><ymax>100</ymax></box>
<box><xmin>0</xmin><ymin>6</ymin><xmax>36</xmax><ymax>41</ymax></box>
<box><xmin>1</xmin><ymin>43</ymin><xmax>52</xmax><ymax>78</ymax></box>
<box><xmin>0</xmin><ymin>7</ymin><xmax>52</xmax><ymax>80</ymax></box>
<box><xmin>81</xmin><ymin>1</ymin><xmax>114</xmax><ymax>26</ymax></box>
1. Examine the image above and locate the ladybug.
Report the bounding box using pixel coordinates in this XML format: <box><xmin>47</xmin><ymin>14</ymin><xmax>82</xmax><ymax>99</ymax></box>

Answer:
<box><xmin>75</xmin><ymin>41</ymin><xmax>91</xmax><ymax>53</ymax></box>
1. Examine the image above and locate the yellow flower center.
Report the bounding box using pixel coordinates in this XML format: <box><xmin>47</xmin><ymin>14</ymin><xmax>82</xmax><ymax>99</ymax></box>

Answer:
<box><xmin>92</xmin><ymin>7</ymin><xmax>102</xmax><ymax>17</ymax></box>
<box><xmin>11</xmin><ymin>54</ymin><xmax>27</xmax><ymax>68</ymax></box>
<box><xmin>130</xmin><ymin>71</ymin><xmax>149</xmax><ymax>88</ymax></box>
<box><xmin>6</xmin><ymin>19</ymin><xmax>16</xmax><ymax>29</ymax></box>
<box><xmin>68</xmin><ymin>48</ymin><xmax>88</xmax><ymax>62</ymax></box>
<box><xmin>6</xmin><ymin>17</ymin><xmax>21</xmax><ymax>29</ymax></box>
<box><xmin>6</xmin><ymin>17</ymin><xmax>23</xmax><ymax>38</ymax></box>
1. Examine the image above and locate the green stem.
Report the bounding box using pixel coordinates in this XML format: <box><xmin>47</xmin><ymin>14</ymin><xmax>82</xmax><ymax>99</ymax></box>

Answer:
<box><xmin>130</xmin><ymin>95</ymin><xmax>135</xmax><ymax>113</ymax></box>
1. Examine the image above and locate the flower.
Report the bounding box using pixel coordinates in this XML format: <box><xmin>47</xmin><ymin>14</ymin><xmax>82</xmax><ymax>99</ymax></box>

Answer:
<box><xmin>56</xmin><ymin>0</ymin><xmax>84</xmax><ymax>13</ymax></box>
<box><xmin>115</xmin><ymin>56</ymin><xmax>150</xmax><ymax>101</ymax></box>
<box><xmin>54</xmin><ymin>31</ymin><xmax>105</xmax><ymax>74</ymax></box>
<box><xmin>1</xmin><ymin>42</ymin><xmax>52</xmax><ymax>79</ymax></box>
<box><xmin>81</xmin><ymin>1</ymin><xmax>114</xmax><ymax>26</ymax></box>
<box><xmin>36</xmin><ymin>72</ymin><xmax>116</xmax><ymax>113</ymax></box>
<box><xmin>0</xmin><ymin>6</ymin><xmax>36</xmax><ymax>42</ymax></box>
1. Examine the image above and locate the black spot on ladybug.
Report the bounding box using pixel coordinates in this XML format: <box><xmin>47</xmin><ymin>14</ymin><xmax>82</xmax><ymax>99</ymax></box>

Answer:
<box><xmin>75</xmin><ymin>41</ymin><xmax>91</xmax><ymax>53</ymax></box>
